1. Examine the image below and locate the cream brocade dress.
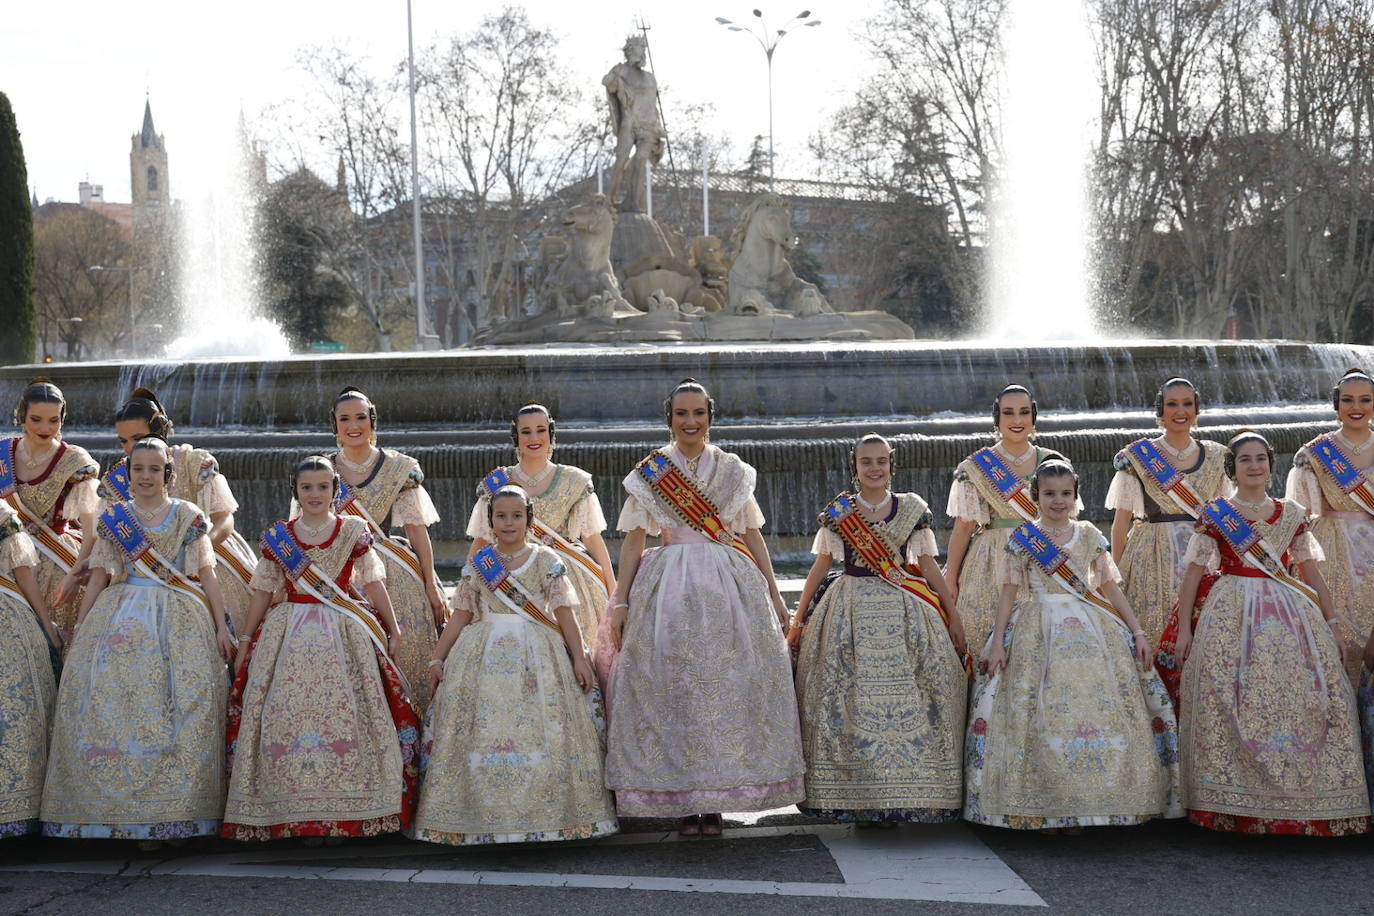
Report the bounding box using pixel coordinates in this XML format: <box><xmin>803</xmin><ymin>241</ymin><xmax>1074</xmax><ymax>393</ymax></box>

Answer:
<box><xmin>964</xmin><ymin>520</ymin><xmax>1181</xmax><ymax>829</ymax></box>
<box><xmin>41</xmin><ymin>500</ymin><xmax>228</xmax><ymax>839</ymax></box>
<box><xmin>323</xmin><ymin>448</ymin><xmax>442</xmax><ymax>714</ymax></box>
<box><xmin>1106</xmin><ymin>439</ymin><xmax>1231</xmax><ymax>645</ymax></box>
<box><xmin>0</xmin><ymin>508</ymin><xmax>57</xmax><ymax>838</ymax></box>
<box><xmin>605</xmin><ymin>444</ymin><xmax>805</xmax><ymax>816</ymax></box>
<box><xmin>1179</xmin><ymin>500</ymin><xmax>1370</xmax><ymax>834</ymax></box>
<box><xmin>1288</xmin><ymin>437</ymin><xmax>1374</xmax><ymax>684</ymax></box>
<box><xmin>98</xmin><ymin>444</ymin><xmax>258</xmax><ymax>638</ymax></box>
<box><xmin>467</xmin><ymin>464</ymin><xmax>609</xmax><ymax>649</ymax></box>
<box><xmin>795</xmin><ymin>494</ymin><xmax>966</xmax><ymax>821</ymax></box>
<box><xmin>414</xmin><ymin>545</ymin><xmax>617</xmax><ymax>845</ymax></box>
<box><xmin>947</xmin><ymin>446</ymin><xmax>1065</xmax><ymax>645</ymax></box>
<box><xmin>7</xmin><ymin>438</ymin><xmax>99</xmax><ymax>644</ymax></box>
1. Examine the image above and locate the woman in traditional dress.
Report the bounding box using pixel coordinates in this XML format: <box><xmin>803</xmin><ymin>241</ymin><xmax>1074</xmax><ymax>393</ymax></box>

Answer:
<box><xmin>468</xmin><ymin>404</ymin><xmax>615</xmax><ymax>653</ymax></box>
<box><xmin>96</xmin><ymin>387</ymin><xmax>258</xmax><ymax>638</ymax></box>
<box><xmin>1108</xmin><ymin>378</ymin><xmax>1230</xmax><ymax>648</ymax></box>
<box><xmin>5</xmin><ymin>378</ymin><xmax>99</xmax><ymax>645</ymax></box>
<box><xmin>965</xmin><ymin>459</ymin><xmax>1180</xmax><ymax>831</ymax></box>
<box><xmin>1176</xmin><ymin>432</ymin><xmax>1369</xmax><ymax>835</ymax></box>
<box><xmin>326</xmin><ymin>387</ymin><xmax>444</xmax><ymax>712</ymax></box>
<box><xmin>1286</xmin><ymin>368</ymin><xmax>1374</xmax><ymax>683</ymax></box>
<box><xmin>604</xmin><ymin>379</ymin><xmax>804</xmax><ymax>837</ymax></box>
<box><xmin>0</xmin><ymin>504</ymin><xmax>59</xmax><ymax>838</ymax></box>
<box><xmin>40</xmin><ymin>437</ymin><xmax>233</xmax><ymax>845</ymax></box>
<box><xmin>414</xmin><ymin>484</ymin><xmax>617</xmax><ymax>845</ymax></box>
<box><xmin>788</xmin><ymin>434</ymin><xmax>968</xmax><ymax>824</ymax></box>
<box><xmin>944</xmin><ymin>385</ymin><xmax>1067</xmax><ymax>646</ymax></box>
<box><xmin>224</xmin><ymin>455</ymin><xmax>419</xmax><ymax>842</ymax></box>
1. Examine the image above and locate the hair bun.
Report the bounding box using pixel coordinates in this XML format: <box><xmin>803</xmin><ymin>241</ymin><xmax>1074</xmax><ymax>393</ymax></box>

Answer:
<box><xmin>27</xmin><ymin>376</ymin><xmax>53</xmax><ymax>385</ymax></box>
<box><xmin>130</xmin><ymin>386</ymin><xmax>159</xmax><ymax>401</ymax></box>
<box><xmin>1344</xmin><ymin>367</ymin><xmax>1369</xmax><ymax>378</ymax></box>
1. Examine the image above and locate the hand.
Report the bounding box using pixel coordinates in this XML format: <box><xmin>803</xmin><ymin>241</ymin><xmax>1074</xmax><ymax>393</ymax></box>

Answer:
<box><xmin>949</xmin><ymin>622</ymin><xmax>968</xmax><ymax>658</ymax></box>
<box><xmin>944</xmin><ymin>578</ymin><xmax>960</xmax><ymax>610</ymax></box>
<box><xmin>54</xmin><ymin>572</ymin><xmax>79</xmax><ymax>603</ymax></box>
<box><xmin>573</xmin><ymin>653</ymin><xmax>595</xmax><ymax>694</ymax></box>
<box><xmin>607</xmin><ymin>600</ymin><xmax>628</xmax><ymax>651</ymax></box>
<box><xmin>786</xmin><ymin>623</ymin><xmax>804</xmax><ymax>651</ymax></box>
<box><xmin>428</xmin><ymin>660</ymin><xmax>445</xmax><ymax>694</ymax></box>
<box><xmin>1332</xmin><ymin>626</ymin><xmax>1352</xmax><ymax>671</ymax></box>
<box><xmin>233</xmin><ymin>640</ymin><xmax>249</xmax><ymax>675</ymax></box>
<box><xmin>426</xmin><ymin>579</ymin><xmax>448</xmax><ymax>629</ymax></box>
<box><xmin>983</xmin><ymin>644</ymin><xmax>1007</xmax><ymax>677</ymax></box>
<box><xmin>1134</xmin><ymin>633</ymin><xmax>1153</xmax><ymax>671</ymax></box>
<box><xmin>43</xmin><ymin>622</ymin><xmax>64</xmax><ymax>655</ymax></box>
<box><xmin>387</xmin><ymin>632</ymin><xmax>399</xmax><ymax>656</ymax></box>
<box><xmin>772</xmin><ymin>595</ymin><xmax>789</xmax><ymax>628</ymax></box>
<box><xmin>1175</xmin><ymin>629</ymin><xmax>1192</xmax><ymax>665</ymax></box>
<box><xmin>215</xmin><ymin>626</ymin><xmax>235</xmax><ymax>662</ymax></box>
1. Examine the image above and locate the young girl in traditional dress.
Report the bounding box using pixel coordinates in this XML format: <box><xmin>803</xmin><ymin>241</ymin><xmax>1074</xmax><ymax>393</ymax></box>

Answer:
<box><xmin>604</xmin><ymin>379</ymin><xmax>804</xmax><ymax>837</ymax></box>
<box><xmin>965</xmin><ymin>459</ymin><xmax>1180</xmax><ymax>831</ymax></box>
<box><xmin>1108</xmin><ymin>378</ymin><xmax>1230</xmax><ymax>647</ymax></box>
<box><xmin>789</xmin><ymin>434</ymin><xmax>968</xmax><ymax>824</ymax></box>
<box><xmin>223</xmin><ymin>456</ymin><xmax>419</xmax><ymax>842</ymax></box>
<box><xmin>414</xmin><ymin>484</ymin><xmax>617</xmax><ymax>845</ymax></box>
<box><xmin>5</xmin><ymin>379</ymin><xmax>99</xmax><ymax>645</ymax></box>
<box><xmin>1287</xmin><ymin>369</ymin><xmax>1374</xmax><ymax>684</ymax></box>
<box><xmin>1176</xmin><ymin>432</ymin><xmax>1369</xmax><ymax>835</ymax></box>
<box><xmin>469</xmin><ymin>404</ymin><xmax>615</xmax><ymax>654</ymax></box>
<box><xmin>0</xmin><ymin>504</ymin><xmax>58</xmax><ymax>838</ymax></box>
<box><xmin>944</xmin><ymin>385</ymin><xmax>1067</xmax><ymax>646</ymax></box>
<box><xmin>41</xmin><ymin>437</ymin><xmax>233</xmax><ymax>845</ymax></box>
<box><xmin>326</xmin><ymin>387</ymin><xmax>445</xmax><ymax>712</ymax></box>
<box><xmin>96</xmin><ymin>388</ymin><xmax>259</xmax><ymax>638</ymax></box>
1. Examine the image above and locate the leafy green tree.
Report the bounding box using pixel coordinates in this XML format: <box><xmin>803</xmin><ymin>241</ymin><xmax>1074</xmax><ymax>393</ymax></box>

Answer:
<box><xmin>0</xmin><ymin>92</ymin><xmax>36</xmax><ymax>364</ymax></box>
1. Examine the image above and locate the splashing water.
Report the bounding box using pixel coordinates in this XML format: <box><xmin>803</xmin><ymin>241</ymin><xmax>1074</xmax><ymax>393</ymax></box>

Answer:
<box><xmin>987</xmin><ymin>0</ymin><xmax>1098</xmax><ymax>339</ymax></box>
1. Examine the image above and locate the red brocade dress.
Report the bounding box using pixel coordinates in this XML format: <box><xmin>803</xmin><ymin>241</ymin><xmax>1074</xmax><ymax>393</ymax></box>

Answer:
<box><xmin>1179</xmin><ymin>499</ymin><xmax>1370</xmax><ymax>835</ymax></box>
<box><xmin>222</xmin><ymin>517</ymin><xmax>419</xmax><ymax>840</ymax></box>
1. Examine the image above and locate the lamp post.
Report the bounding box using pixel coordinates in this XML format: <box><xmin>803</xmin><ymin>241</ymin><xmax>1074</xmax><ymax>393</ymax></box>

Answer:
<box><xmin>407</xmin><ymin>0</ymin><xmax>440</xmax><ymax>351</ymax></box>
<box><xmin>88</xmin><ymin>264</ymin><xmax>134</xmax><ymax>356</ymax></box>
<box><xmin>715</xmin><ymin>9</ymin><xmax>821</xmax><ymax>190</ymax></box>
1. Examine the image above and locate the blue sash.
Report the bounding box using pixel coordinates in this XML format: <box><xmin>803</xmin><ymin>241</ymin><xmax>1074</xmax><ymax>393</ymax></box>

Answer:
<box><xmin>98</xmin><ymin>502</ymin><xmax>213</xmax><ymax>615</ymax></box>
<box><xmin>970</xmin><ymin>447</ymin><xmax>1039</xmax><ymax>520</ymax></box>
<box><xmin>1308</xmin><ymin>437</ymin><xmax>1374</xmax><ymax>517</ymax></box>
<box><xmin>1009</xmin><ymin>521</ymin><xmax>1121</xmax><ymax>618</ymax></box>
<box><xmin>99</xmin><ymin>460</ymin><xmax>131</xmax><ymax>502</ymax></box>
<box><xmin>1200</xmin><ymin>499</ymin><xmax>1321</xmax><ymax>610</ymax></box>
<box><xmin>480</xmin><ymin>467</ymin><xmax>512</xmax><ymax>496</ymax></box>
<box><xmin>471</xmin><ymin>545</ymin><xmax>561</xmax><ymax>633</ymax></box>
<box><xmin>261</xmin><ymin>520</ymin><xmax>391</xmax><ymax>651</ymax></box>
<box><xmin>1123</xmin><ymin>438</ymin><xmax>1206</xmax><ymax>518</ymax></box>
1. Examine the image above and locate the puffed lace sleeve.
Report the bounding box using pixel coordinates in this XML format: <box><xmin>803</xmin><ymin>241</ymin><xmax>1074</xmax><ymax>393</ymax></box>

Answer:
<box><xmin>946</xmin><ymin>471</ymin><xmax>990</xmax><ymax>525</ymax></box>
<box><xmin>1089</xmin><ymin>533</ymin><xmax>1124</xmax><ymax>589</ymax></box>
<box><xmin>1289</xmin><ymin>522</ymin><xmax>1324</xmax><ymax>565</ymax></box>
<box><xmin>350</xmin><ymin>543</ymin><xmax>386</xmax><ymax>588</ymax></box>
<box><xmin>1183</xmin><ymin>529</ymin><xmax>1221</xmax><ymax>569</ymax></box>
<box><xmin>249</xmin><ymin>556</ymin><xmax>284</xmax><ymax>593</ymax></box>
<box><xmin>903</xmin><ymin>510</ymin><xmax>939</xmax><ymax>562</ymax></box>
<box><xmin>62</xmin><ymin>476</ymin><xmax>100</xmax><ymax>521</ymax></box>
<box><xmin>545</xmin><ymin>559</ymin><xmax>578</xmax><ymax>611</ymax></box>
<box><xmin>196</xmin><ymin>473</ymin><xmax>240</xmax><ymax>516</ymax></box>
<box><xmin>0</xmin><ymin>527</ymin><xmax>38</xmax><ymax>577</ymax></box>
<box><xmin>466</xmin><ymin>498</ymin><xmax>494</xmax><ymax>541</ymax></box>
<box><xmin>181</xmin><ymin>512</ymin><xmax>215</xmax><ymax>573</ymax></box>
<box><xmin>390</xmin><ymin>484</ymin><xmax>440</xmax><ymax>527</ymax></box>
<box><xmin>811</xmin><ymin>526</ymin><xmax>843</xmax><ymax>558</ymax></box>
<box><xmin>451</xmin><ymin>573</ymin><xmax>480</xmax><ymax>617</ymax></box>
<box><xmin>726</xmin><ymin>496</ymin><xmax>765</xmax><ymax>534</ymax></box>
<box><xmin>566</xmin><ymin>493</ymin><xmax>608</xmax><ymax>541</ymax></box>
<box><xmin>89</xmin><ymin>534</ymin><xmax>124</xmax><ymax>577</ymax></box>
<box><xmin>996</xmin><ymin>549</ymin><xmax>1027</xmax><ymax>587</ymax></box>
<box><xmin>1285</xmin><ymin>460</ymin><xmax>1324</xmax><ymax>515</ymax></box>
<box><xmin>616</xmin><ymin>494</ymin><xmax>661</xmax><ymax>537</ymax></box>
<box><xmin>1105</xmin><ymin>470</ymin><xmax>1146</xmax><ymax>517</ymax></box>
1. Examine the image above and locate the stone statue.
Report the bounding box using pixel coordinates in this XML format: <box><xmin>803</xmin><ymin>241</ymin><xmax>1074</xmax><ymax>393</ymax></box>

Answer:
<box><xmin>727</xmin><ymin>194</ymin><xmax>834</xmax><ymax>316</ymax></box>
<box><xmin>537</xmin><ymin>195</ymin><xmax>634</xmax><ymax>316</ymax></box>
<box><xmin>603</xmin><ymin>34</ymin><xmax>666</xmax><ymax>213</ymax></box>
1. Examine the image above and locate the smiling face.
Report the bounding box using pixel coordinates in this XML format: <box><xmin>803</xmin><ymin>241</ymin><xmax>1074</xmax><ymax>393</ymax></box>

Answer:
<box><xmin>129</xmin><ymin>444</ymin><xmax>170</xmax><ymax>499</ymax></box>
<box><xmin>334</xmin><ymin>398</ymin><xmax>373</xmax><ymax>448</ymax></box>
<box><xmin>21</xmin><ymin>401</ymin><xmax>63</xmax><ymax>444</ymax></box>
<box><xmin>294</xmin><ymin>468</ymin><xmax>337</xmax><ymax>516</ymax></box>
<box><xmin>1337</xmin><ymin>379</ymin><xmax>1374</xmax><ymax>431</ymax></box>
<box><xmin>670</xmin><ymin>391</ymin><xmax>711</xmax><ymax>449</ymax></box>
<box><xmin>1036</xmin><ymin>472</ymin><xmax>1077</xmax><ymax>522</ymax></box>
<box><xmin>115</xmin><ymin>418</ymin><xmax>153</xmax><ymax>457</ymax></box>
<box><xmin>1232</xmin><ymin>439</ymin><xmax>1271</xmax><ymax>490</ymax></box>
<box><xmin>516</xmin><ymin>410</ymin><xmax>553</xmax><ymax>460</ymax></box>
<box><xmin>1159</xmin><ymin>383</ymin><xmax>1198</xmax><ymax>433</ymax></box>
<box><xmin>997</xmin><ymin>392</ymin><xmax>1034</xmax><ymax>446</ymax></box>
<box><xmin>490</xmin><ymin>493</ymin><xmax>531</xmax><ymax>549</ymax></box>
<box><xmin>854</xmin><ymin>440</ymin><xmax>893</xmax><ymax>493</ymax></box>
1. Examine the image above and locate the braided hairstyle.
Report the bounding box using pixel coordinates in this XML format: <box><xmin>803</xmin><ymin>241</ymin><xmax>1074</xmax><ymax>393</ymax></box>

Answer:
<box><xmin>991</xmin><ymin>384</ymin><xmax>1037</xmax><ymax>434</ymax></box>
<box><xmin>1222</xmin><ymin>431</ymin><xmax>1274</xmax><ymax>481</ymax></box>
<box><xmin>510</xmin><ymin>404</ymin><xmax>556</xmax><ymax>449</ymax></box>
<box><xmin>291</xmin><ymin>454</ymin><xmax>341</xmax><ymax>500</ymax></box>
<box><xmin>849</xmin><ymin>432</ymin><xmax>895</xmax><ymax>490</ymax></box>
<box><xmin>486</xmin><ymin>483</ymin><xmax>535</xmax><ymax>531</ymax></box>
<box><xmin>331</xmin><ymin>386</ymin><xmax>378</xmax><ymax>445</ymax></box>
<box><xmin>1029</xmin><ymin>458</ymin><xmax>1078</xmax><ymax>501</ymax></box>
<box><xmin>13</xmin><ymin>377</ymin><xmax>66</xmax><ymax>426</ymax></box>
<box><xmin>663</xmin><ymin>378</ymin><xmax>715</xmax><ymax>428</ymax></box>
<box><xmin>1330</xmin><ymin>368</ymin><xmax>1374</xmax><ymax>411</ymax></box>
<box><xmin>130</xmin><ymin>434</ymin><xmax>175</xmax><ymax>484</ymax></box>
<box><xmin>1154</xmin><ymin>377</ymin><xmax>1201</xmax><ymax>423</ymax></box>
<box><xmin>115</xmin><ymin>386</ymin><xmax>174</xmax><ymax>439</ymax></box>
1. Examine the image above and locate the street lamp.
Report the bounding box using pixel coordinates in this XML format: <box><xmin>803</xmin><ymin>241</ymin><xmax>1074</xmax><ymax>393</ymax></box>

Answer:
<box><xmin>406</xmin><ymin>0</ymin><xmax>440</xmax><ymax>351</ymax></box>
<box><xmin>715</xmin><ymin>9</ymin><xmax>821</xmax><ymax>190</ymax></box>
<box><xmin>88</xmin><ymin>264</ymin><xmax>134</xmax><ymax>356</ymax></box>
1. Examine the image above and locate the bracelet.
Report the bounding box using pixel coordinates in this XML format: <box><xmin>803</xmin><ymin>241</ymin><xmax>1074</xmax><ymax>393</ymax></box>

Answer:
<box><xmin>612</xmin><ymin>602</ymin><xmax>629</xmax><ymax>610</ymax></box>
<box><xmin>1132</xmin><ymin>629</ymin><xmax>1146</xmax><ymax>636</ymax></box>
<box><xmin>427</xmin><ymin>658</ymin><xmax>445</xmax><ymax>668</ymax></box>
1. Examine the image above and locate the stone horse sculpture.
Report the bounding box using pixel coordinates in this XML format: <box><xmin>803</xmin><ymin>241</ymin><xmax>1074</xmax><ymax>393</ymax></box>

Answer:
<box><xmin>726</xmin><ymin>193</ymin><xmax>833</xmax><ymax>316</ymax></box>
<box><xmin>539</xmin><ymin>195</ymin><xmax>634</xmax><ymax>316</ymax></box>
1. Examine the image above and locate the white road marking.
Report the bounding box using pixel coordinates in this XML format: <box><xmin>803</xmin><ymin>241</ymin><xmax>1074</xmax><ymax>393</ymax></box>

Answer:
<box><xmin>3</xmin><ymin>821</ymin><xmax>1044</xmax><ymax>906</ymax></box>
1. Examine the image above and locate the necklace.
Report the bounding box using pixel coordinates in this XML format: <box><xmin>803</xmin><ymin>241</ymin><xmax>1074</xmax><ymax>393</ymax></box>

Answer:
<box><xmin>856</xmin><ymin>489</ymin><xmax>891</xmax><ymax>513</ymax></box>
<box><xmin>1156</xmin><ymin>436</ymin><xmax>1197</xmax><ymax>460</ymax></box>
<box><xmin>496</xmin><ymin>544</ymin><xmax>529</xmax><ymax>564</ymax></box>
<box><xmin>678</xmin><ymin>446</ymin><xmax>705</xmax><ymax>476</ymax></box>
<box><xmin>336</xmin><ymin>447</ymin><xmax>378</xmax><ymax>475</ymax></box>
<box><xmin>1233</xmin><ymin>495</ymin><xmax>1272</xmax><ymax>514</ymax></box>
<box><xmin>995</xmin><ymin>441</ymin><xmax>1033</xmax><ymax>465</ymax></box>
<box><xmin>296</xmin><ymin>516</ymin><xmax>333</xmax><ymax>539</ymax></box>
<box><xmin>512</xmin><ymin>461</ymin><xmax>554</xmax><ymax>487</ymax></box>
<box><xmin>134</xmin><ymin>498</ymin><xmax>171</xmax><ymax>523</ymax></box>
<box><xmin>1039</xmin><ymin>520</ymin><xmax>1073</xmax><ymax>538</ymax></box>
<box><xmin>1336</xmin><ymin>430</ymin><xmax>1373</xmax><ymax>455</ymax></box>
<box><xmin>19</xmin><ymin>439</ymin><xmax>57</xmax><ymax>469</ymax></box>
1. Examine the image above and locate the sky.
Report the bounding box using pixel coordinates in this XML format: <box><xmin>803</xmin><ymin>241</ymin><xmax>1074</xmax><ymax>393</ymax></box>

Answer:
<box><xmin>4</xmin><ymin>1</ymin><xmax>880</xmax><ymax>206</ymax></box>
